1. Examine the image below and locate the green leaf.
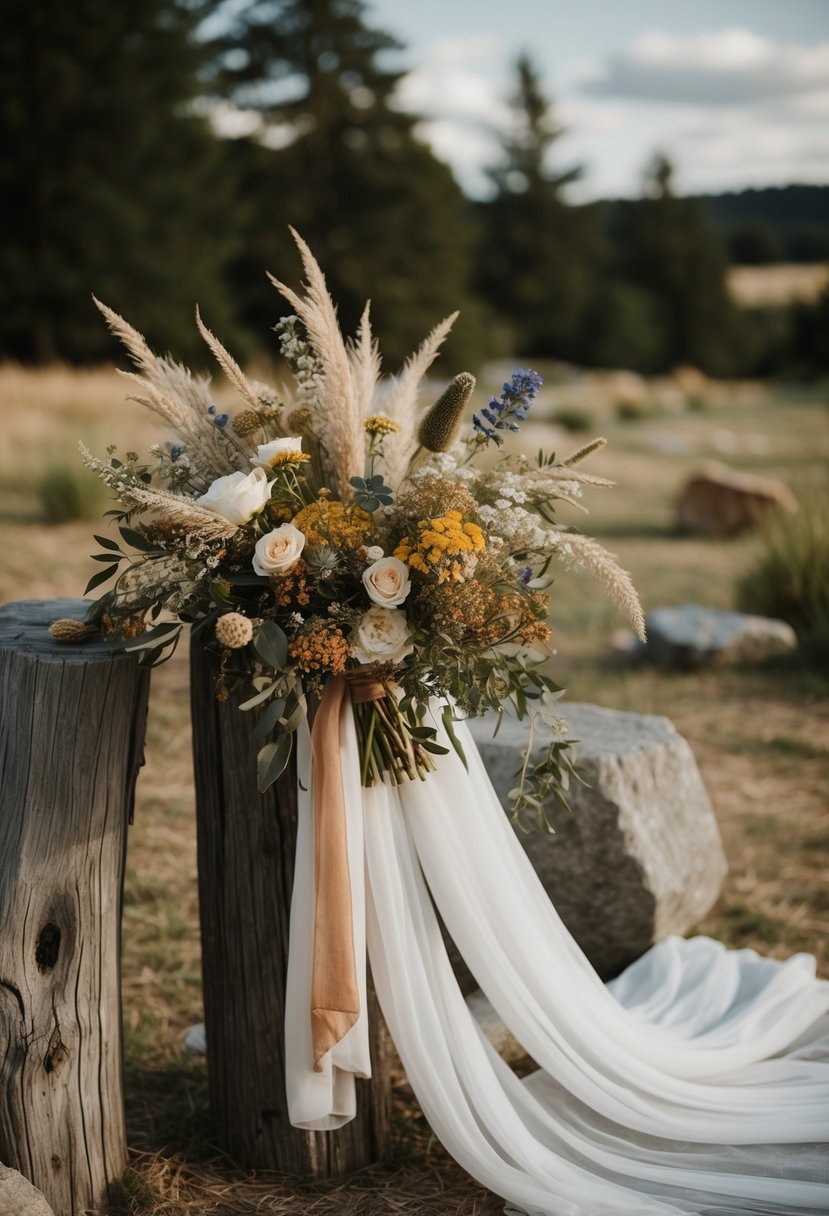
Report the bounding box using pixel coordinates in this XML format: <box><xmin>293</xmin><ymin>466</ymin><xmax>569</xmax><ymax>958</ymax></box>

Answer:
<box><xmin>239</xmin><ymin>682</ymin><xmax>278</xmax><ymax>711</ymax></box>
<box><xmin>442</xmin><ymin>704</ymin><xmax>468</xmax><ymax>770</ymax></box>
<box><xmin>253</xmin><ymin>620</ymin><xmax>288</xmax><ymax>670</ymax></box>
<box><xmin>122</xmin><ymin>623</ymin><xmax>181</xmax><ymax>652</ymax></box>
<box><xmin>93</xmin><ymin>534</ymin><xmax>121</xmax><ymax>552</ymax></box>
<box><xmin>119</xmin><ymin>526</ymin><xmax>161</xmax><ymax>553</ymax></box>
<box><xmin>419</xmin><ymin>740</ymin><xmax>450</xmax><ymax>755</ymax></box>
<box><xmin>91</xmin><ymin>552</ymin><xmax>121</xmax><ymax>562</ymax></box>
<box><xmin>84</xmin><ymin>565</ymin><xmax>119</xmax><ymax>593</ymax></box>
<box><xmin>252</xmin><ymin>697</ymin><xmax>286</xmax><ymax>740</ymax></box>
<box><xmin>257</xmin><ymin>733</ymin><xmax>293</xmax><ymax>792</ymax></box>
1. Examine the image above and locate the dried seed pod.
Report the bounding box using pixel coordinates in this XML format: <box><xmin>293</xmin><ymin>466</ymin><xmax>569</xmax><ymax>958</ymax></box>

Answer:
<box><xmin>232</xmin><ymin>410</ymin><xmax>262</xmax><ymax>438</ymax></box>
<box><xmin>215</xmin><ymin>612</ymin><xmax>254</xmax><ymax>649</ymax></box>
<box><xmin>48</xmin><ymin>618</ymin><xmax>89</xmax><ymax>642</ymax></box>
<box><xmin>418</xmin><ymin>372</ymin><xmax>476</xmax><ymax>452</ymax></box>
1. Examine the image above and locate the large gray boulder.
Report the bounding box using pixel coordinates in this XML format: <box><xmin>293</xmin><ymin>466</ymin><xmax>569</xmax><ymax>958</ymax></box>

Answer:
<box><xmin>637</xmin><ymin>604</ymin><xmax>797</xmax><ymax>669</ymax></box>
<box><xmin>0</xmin><ymin>1166</ymin><xmax>55</xmax><ymax>1216</ymax></box>
<box><xmin>467</xmin><ymin>703</ymin><xmax>727</xmax><ymax>979</ymax></box>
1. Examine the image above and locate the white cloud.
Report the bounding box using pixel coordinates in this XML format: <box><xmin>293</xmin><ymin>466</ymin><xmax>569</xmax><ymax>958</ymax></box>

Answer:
<box><xmin>392</xmin><ymin>36</ymin><xmax>511</xmax><ymax>195</ymax></box>
<box><xmin>386</xmin><ymin>29</ymin><xmax>829</xmax><ymax>200</ymax></box>
<box><xmin>583</xmin><ymin>27</ymin><xmax>829</xmax><ymax>106</ymax></box>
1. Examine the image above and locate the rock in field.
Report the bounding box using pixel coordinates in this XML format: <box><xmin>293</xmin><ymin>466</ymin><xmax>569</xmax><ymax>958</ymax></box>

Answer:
<box><xmin>637</xmin><ymin>604</ymin><xmax>797</xmax><ymax>669</ymax></box>
<box><xmin>468</xmin><ymin>703</ymin><xmax>727</xmax><ymax>979</ymax></box>
<box><xmin>0</xmin><ymin>1166</ymin><xmax>56</xmax><ymax>1216</ymax></box>
<box><xmin>676</xmin><ymin>462</ymin><xmax>796</xmax><ymax>537</ymax></box>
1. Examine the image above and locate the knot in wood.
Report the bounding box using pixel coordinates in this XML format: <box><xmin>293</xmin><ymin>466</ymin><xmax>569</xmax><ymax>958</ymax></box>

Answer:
<box><xmin>35</xmin><ymin>923</ymin><xmax>61</xmax><ymax>972</ymax></box>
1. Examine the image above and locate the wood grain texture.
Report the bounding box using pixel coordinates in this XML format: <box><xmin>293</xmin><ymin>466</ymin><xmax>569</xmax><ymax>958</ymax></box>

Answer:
<box><xmin>190</xmin><ymin>635</ymin><xmax>391</xmax><ymax>1176</ymax></box>
<box><xmin>0</xmin><ymin>599</ymin><xmax>149</xmax><ymax>1216</ymax></box>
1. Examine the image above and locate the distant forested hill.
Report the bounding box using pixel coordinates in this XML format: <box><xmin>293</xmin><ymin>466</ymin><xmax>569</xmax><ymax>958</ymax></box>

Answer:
<box><xmin>692</xmin><ymin>185</ymin><xmax>829</xmax><ymax>264</ymax></box>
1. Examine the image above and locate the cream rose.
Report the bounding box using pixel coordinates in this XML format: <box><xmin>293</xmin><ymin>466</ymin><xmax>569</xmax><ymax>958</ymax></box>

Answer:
<box><xmin>362</xmin><ymin>545</ymin><xmax>384</xmax><ymax>562</ymax></box>
<box><xmin>252</xmin><ymin>523</ymin><xmax>306</xmax><ymax>576</ymax></box>
<box><xmin>195</xmin><ymin>466</ymin><xmax>271</xmax><ymax>524</ymax></box>
<box><xmin>362</xmin><ymin>556</ymin><xmax>411</xmax><ymax>607</ymax></box>
<box><xmin>351</xmin><ymin>606</ymin><xmax>413</xmax><ymax>665</ymax></box>
<box><xmin>250</xmin><ymin>437</ymin><xmax>304</xmax><ymax>468</ymax></box>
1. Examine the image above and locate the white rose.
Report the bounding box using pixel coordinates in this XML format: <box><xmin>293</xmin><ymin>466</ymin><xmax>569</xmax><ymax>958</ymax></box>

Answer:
<box><xmin>252</xmin><ymin>524</ymin><xmax>306</xmax><ymax>576</ymax></box>
<box><xmin>362</xmin><ymin>556</ymin><xmax>411</xmax><ymax>607</ymax></box>
<box><xmin>351</xmin><ymin>607</ymin><xmax>413</xmax><ymax>665</ymax></box>
<box><xmin>251</xmin><ymin>437</ymin><xmax>304</xmax><ymax>468</ymax></box>
<box><xmin>195</xmin><ymin>467</ymin><xmax>271</xmax><ymax>524</ymax></box>
<box><xmin>362</xmin><ymin>545</ymin><xmax>384</xmax><ymax>562</ymax></box>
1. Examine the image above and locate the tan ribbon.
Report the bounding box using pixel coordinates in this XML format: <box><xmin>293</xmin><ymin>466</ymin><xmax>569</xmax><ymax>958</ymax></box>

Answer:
<box><xmin>309</xmin><ymin>669</ymin><xmax>385</xmax><ymax>1070</ymax></box>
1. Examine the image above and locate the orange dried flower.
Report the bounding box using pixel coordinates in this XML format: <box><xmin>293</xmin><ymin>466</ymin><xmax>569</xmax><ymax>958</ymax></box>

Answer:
<box><xmin>288</xmin><ymin>624</ymin><xmax>350</xmax><ymax>675</ymax></box>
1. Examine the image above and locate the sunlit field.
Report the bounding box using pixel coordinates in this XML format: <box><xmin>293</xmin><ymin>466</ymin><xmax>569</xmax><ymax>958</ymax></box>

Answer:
<box><xmin>2</xmin><ymin>361</ymin><xmax>827</xmax><ymax>1215</ymax></box>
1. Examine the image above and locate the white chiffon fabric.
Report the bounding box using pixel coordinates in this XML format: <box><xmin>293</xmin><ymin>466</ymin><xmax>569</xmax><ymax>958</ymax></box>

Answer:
<box><xmin>286</xmin><ymin>700</ymin><xmax>829</xmax><ymax>1214</ymax></box>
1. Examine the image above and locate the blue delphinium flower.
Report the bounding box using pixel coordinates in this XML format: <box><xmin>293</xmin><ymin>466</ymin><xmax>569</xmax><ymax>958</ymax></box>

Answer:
<box><xmin>472</xmin><ymin>369</ymin><xmax>543</xmax><ymax>445</ymax></box>
<box><xmin>214</xmin><ymin>413</ymin><xmax>229</xmax><ymax>428</ymax></box>
<box><xmin>170</xmin><ymin>443</ymin><xmax>183</xmax><ymax>462</ymax></box>
<box><xmin>207</xmin><ymin>404</ymin><xmax>217</xmax><ymax>415</ymax></box>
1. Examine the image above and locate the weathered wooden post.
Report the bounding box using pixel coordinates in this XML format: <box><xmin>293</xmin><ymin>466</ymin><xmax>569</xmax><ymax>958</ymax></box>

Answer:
<box><xmin>190</xmin><ymin>636</ymin><xmax>391</xmax><ymax>1175</ymax></box>
<box><xmin>0</xmin><ymin>598</ymin><xmax>149</xmax><ymax>1216</ymax></box>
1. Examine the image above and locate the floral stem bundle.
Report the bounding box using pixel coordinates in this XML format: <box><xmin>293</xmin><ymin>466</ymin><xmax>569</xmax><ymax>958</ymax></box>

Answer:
<box><xmin>71</xmin><ymin>230</ymin><xmax>645</xmax><ymax>828</ymax></box>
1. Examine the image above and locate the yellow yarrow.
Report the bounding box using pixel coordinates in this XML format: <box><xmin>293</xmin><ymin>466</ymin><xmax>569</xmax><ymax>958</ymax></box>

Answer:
<box><xmin>394</xmin><ymin>510</ymin><xmax>485</xmax><ymax>584</ymax></box>
<box><xmin>364</xmin><ymin>415</ymin><xmax>401</xmax><ymax>437</ymax></box>
<box><xmin>292</xmin><ymin>498</ymin><xmax>373</xmax><ymax>549</ymax></box>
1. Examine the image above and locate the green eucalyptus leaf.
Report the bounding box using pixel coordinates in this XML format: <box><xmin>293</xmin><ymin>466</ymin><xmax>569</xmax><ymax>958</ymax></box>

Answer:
<box><xmin>257</xmin><ymin>732</ymin><xmax>293</xmax><ymax>792</ymax></box>
<box><xmin>239</xmin><ymin>682</ymin><xmax>278</xmax><ymax>711</ymax></box>
<box><xmin>122</xmin><ymin>623</ymin><xmax>181</xmax><ymax>652</ymax></box>
<box><xmin>252</xmin><ymin>697</ymin><xmax>286</xmax><ymax>740</ymax></box>
<box><xmin>442</xmin><ymin>704</ymin><xmax>468</xmax><ymax>770</ymax></box>
<box><xmin>253</xmin><ymin>620</ymin><xmax>288</xmax><ymax>670</ymax></box>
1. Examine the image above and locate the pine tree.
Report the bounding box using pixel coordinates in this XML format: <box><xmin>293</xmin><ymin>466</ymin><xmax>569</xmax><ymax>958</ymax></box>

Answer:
<box><xmin>0</xmin><ymin>0</ymin><xmax>239</xmax><ymax>363</ymax></box>
<box><xmin>211</xmin><ymin>0</ymin><xmax>486</xmax><ymax>368</ymax></box>
<box><xmin>475</xmin><ymin>55</ymin><xmax>602</xmax><ymax>359</ymax></box>
<box><xmin>608</xmin><ymin>155</ymin><xmax>743</xmax><ymax>374</ymax></box>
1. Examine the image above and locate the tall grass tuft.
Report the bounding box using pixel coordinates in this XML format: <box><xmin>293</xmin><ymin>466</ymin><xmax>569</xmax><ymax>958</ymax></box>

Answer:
<box><xmin>36</xmin><ymin>461</ymin><xmax>104</xmax><ymax>523</ymax></box>
<box><xmin>738</xmin><ymin>493</ymin><xmax>829</xmax><ymax>659</ymax></box>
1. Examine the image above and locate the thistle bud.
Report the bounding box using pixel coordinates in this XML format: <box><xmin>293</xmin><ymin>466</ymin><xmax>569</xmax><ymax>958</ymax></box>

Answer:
<box><xmin>48</xmin><ymin>618</ymin><xmax>89</xmax><ymax>643</ymax></box>
<box><xmin>232</xmin><ymin>410</ymin><xmax>262</xmax><ymax>438</ymax></box>
<box><xmin>418</xmin><ymin>372</ymin><xmax>476</xmax><ymax>452</ymax></box>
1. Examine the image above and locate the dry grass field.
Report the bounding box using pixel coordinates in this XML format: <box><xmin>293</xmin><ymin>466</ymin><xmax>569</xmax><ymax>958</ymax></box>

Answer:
<box><xmin>1</xmin><ymin>361</ymin><xmax>828</xmax><ymax>1215</ymax></box>
<box><xmin>727</xmin><ymin>262</ymin><xmax>829</xmax><ymax>307</ymax></box>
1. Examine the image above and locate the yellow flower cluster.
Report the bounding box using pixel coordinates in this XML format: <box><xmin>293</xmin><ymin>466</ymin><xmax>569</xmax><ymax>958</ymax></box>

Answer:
<box><xmin>364</xmin><ymin>415</ymin><xmax>401</xmax><ymax>437</ymax></box>
<box><xmin>269</xmin><ymin>449</ymin><xmax>310</xmax><ymax>468</ymax></box>
<box><xmin>419</xmin><ymin>581</ymin><xmax>551</xmax><ymax>649</ymax></box>
<box><xmin>292</xmin><ymin>498</ymin><xmax>372</xmax><ymax>549</ymax></box>
<box><xmin>288</xmin><ymin>624</ymin><xmax>350</xmax><ymax>675</ymax></box>
<box><xmin>394</xmin><ymin>510</ymin><xmax>485</xmax><ymax>583</ymax></box>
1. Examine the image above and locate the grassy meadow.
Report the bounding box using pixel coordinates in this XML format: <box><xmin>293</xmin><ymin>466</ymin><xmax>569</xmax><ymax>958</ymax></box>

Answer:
<box><xmin>1</xmin><ymin>361</ymin><xmax>828</xmax><ymax>1215</ymax></box>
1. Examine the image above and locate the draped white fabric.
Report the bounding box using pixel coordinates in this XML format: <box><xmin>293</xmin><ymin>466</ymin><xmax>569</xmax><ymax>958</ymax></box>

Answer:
<box><xmin>286</xmin><ymin>702</ymin><xmax>829</xmax><ymax>1214</ymax></box>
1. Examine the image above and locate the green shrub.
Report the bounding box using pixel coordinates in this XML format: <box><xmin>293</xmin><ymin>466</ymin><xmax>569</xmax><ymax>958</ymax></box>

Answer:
<box><xmin>737</xmin><ymin>494</ymin><xmax>829</xmax><ymax>659</ymax></box>
<box><xmin>36</xmin><ymin>462</ymin><xmax>103</xmax><ymax>523</ymax></box>
<box><xmin>550</xmin><ymin>406</ymin><xmax>595</xmax><ymax>433</ymax></box>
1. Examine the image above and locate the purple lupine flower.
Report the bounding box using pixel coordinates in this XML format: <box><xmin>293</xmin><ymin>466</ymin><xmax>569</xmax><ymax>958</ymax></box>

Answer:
<box><xmin>472</xmin><ymin>368</ymin><xmax>543</xmax><ymax>446</ymax></box>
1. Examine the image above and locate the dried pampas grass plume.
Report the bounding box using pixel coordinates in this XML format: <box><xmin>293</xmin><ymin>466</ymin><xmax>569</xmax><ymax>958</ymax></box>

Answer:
<box><xmin>558</xmin><ymin>532</ymin><xmax>646</xmax><ymax>642</ymax></box>
<box><xmin>382</xmin><ymin>311</ymin><xmax>459</xmax><ymax>489</ymax></box>
<box><xmin>268</xmin><ymin>228</ymin><xmax>362</xmax><ymax>500</ymax></box>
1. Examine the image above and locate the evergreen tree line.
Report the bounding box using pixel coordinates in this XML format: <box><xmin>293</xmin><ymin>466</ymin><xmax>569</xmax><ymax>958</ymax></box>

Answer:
<box><xmin>2</xmin><ymin>0</ymin><xmax>826</xmax><ymax>376</ymax></box>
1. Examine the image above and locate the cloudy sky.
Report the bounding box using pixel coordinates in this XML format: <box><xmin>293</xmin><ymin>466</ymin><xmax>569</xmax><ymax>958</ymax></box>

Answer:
<box><xmin>368</xmin><ymin>0</ymin><xmax>829</xmax><ymax>199</ymax></box>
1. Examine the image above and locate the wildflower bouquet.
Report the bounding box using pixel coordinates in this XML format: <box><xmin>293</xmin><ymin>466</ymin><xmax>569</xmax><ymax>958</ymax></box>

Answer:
<box><xmin>74</xmin><ymin>231</ymin><xmax>645</xmax><ymax>822</ymax></box>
